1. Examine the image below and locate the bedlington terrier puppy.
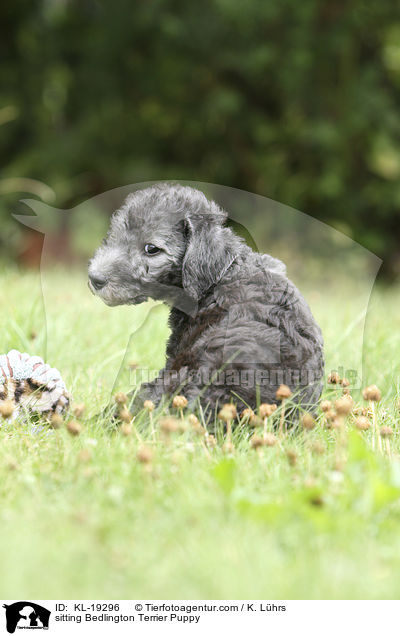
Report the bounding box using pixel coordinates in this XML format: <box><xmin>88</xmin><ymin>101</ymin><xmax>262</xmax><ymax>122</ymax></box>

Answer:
<box><xmin>89</xmin><ymin>183</ymin><xmax>324</xmax><ymax>416</ymax></box>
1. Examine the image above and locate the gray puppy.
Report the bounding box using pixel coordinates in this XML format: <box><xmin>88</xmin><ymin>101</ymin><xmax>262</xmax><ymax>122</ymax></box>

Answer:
<box><xmin>89</xmin><ymin>183</ymin><xmax>324</xmax><ymax>415</ymax></box>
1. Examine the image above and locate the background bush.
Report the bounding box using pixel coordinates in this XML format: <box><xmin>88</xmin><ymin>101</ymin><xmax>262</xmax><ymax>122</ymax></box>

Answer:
<box><xmin>1</xmin><ymin>0</ymin><xmax>400</xmax><ymax>275</ymax></box>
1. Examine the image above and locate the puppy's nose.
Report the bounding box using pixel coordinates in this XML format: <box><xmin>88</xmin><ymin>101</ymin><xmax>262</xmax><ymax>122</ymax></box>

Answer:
<box><xmin>89</xmin><ymin>274</ymin><xmax>107</xmax><ymax>291</ymax></box>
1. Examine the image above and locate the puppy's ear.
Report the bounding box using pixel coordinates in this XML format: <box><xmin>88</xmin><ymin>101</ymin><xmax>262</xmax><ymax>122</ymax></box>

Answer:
<box><xmin>182</xmin><ymin>208</ymin><xmax>238</xmax><ymax>300</ymax></box>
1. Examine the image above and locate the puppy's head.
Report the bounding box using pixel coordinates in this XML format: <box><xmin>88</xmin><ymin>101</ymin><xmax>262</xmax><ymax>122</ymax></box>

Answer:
<box><xmin>88</xmin><ymin>183</ymin><xmax>240</xmax><ymax>307</ymax></box>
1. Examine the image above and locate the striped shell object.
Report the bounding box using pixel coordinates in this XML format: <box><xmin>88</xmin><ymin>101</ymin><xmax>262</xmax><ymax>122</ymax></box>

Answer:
<box><xmin>0</xmin><ymin>350</ymin><xmax>70</xmax><ymax>418</ymax></box>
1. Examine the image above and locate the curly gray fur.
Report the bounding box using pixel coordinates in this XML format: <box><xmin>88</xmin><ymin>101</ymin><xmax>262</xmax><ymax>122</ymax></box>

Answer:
<box><xmin>89</xmin><ymin>183</ymin><xmax>324</xmax><ymax>416</ymax></box>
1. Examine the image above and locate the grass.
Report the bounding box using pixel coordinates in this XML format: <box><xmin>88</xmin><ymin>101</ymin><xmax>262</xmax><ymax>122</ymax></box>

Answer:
<box><xmin>0</xmin><ymin>265</ymin><xmax>399</xmax><ymax>599</ymax></box>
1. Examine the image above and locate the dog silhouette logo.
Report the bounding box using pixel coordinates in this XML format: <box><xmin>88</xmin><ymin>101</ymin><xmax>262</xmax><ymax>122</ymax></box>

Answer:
<box><xmin>2</xmin><ymin>602</ymin><xmax>50</xmax><ymax>633</ymax></box>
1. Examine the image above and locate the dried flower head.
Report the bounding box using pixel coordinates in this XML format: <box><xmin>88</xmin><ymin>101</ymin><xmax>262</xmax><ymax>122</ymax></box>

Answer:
<box><xmin>73</xmin><ymin>403</ymin><xmax>86</xmax><ymax>418</ymax></box>
<box><xmin>331</xmin><ymin>416</ymin><xmax>343</xmax><ymax>430</ymax></box>
<box><xmin>355</xmin><ymin>416</ymin><xmax>371</xmax><ymax>431</ymax></box>
<box><xmin>250</xmin><ymin>435</ymin><xmax>264</xmax><ymax>449</ymax></box>
<box><xmin>218</xmin><ymin>405</ymin><xmax>236</xmax><ymax>422</ymax></box>
<box><xmin>310</xmin><ymin>494</ymin><xmax>324</xmax><ymax>507</ymax></box>
<box><xmin>119</xmin><ymin>407</ymin><xmax>132</xmax><ymax>423</ymax></box>
<box><xmin>327</xmin><ymin>372</ymin><xmax>341</xmax><ymax>384</ymax></box>
<box><xmin>362</xmin><ymin>406</ymin><xmax>373</xmax><ymax>417</ymax></box>
<box><xmin>188</xmin><ymin>413</ymin><xmax>200</xmax><ymax>427</ymax></box>
<box><xmin>78</xmin><ymin>448</ymin><xmax>91</xmax><ymax>463</ymax></box>
<box><xmin>362</xmin><ymin>385</ymin><xmax>381</xmax><ymax>402</ymax></box>
<box><xmin>311</xmin><ymin>441</ymin><xmax>325</xmax><ymax>455</ymax></box>
<box><xmin>172</xmin><ymin>395</ymin><xmax>188</xmax><ymax>409</ymax></box>
<box><xmin>114</xmin><ymin>392</ymin><xmax>128</xmax><ymax>405</ymax></box>
<box><xmin>320</xmin><ymin>400</ymin><xmax>332</xmax><ymax>412</ymax></box>
<box><xmin>324</xmin><ymin>409</ymin><xmax>336</xmax><ymax>421</ymax></box>
<box><xmin>379</xmin><ymin>426</ymin><xmax>393</xmax><ymax>438</ymax></box>
<box><xmin>120</xmin><ymin>422</ymin><xmax>132</xmax><ymax>436</ymax></box>
<box><xmin>259</xmin><ymin>403</ymin><xmax>277</xmax><ymax>418</ymax></box>
<box><xmin>276</xmin><ymin>384</ymin><xmax>292</xmax><ymax>400</ymax></box>
<box><xmin>341</xmin><ymin>377</ymin><xmax>350</xmax><ymax>388</ymax></box>
<box><xmin>264</xmin><ymin>432</ymin><xmax>278</xmax><ymax>447</ymax></box>
<box><xmin>194</xmin><ymin>423</ymin><xmax>206</xmax><ymax>436</ymax></box>
<box><xmin>225</xmin><ymin>403</ymin><xmax>238</xmax><ymax>418</ymax></box>
<box><xmin>301</xmin><ymin>412</ymin><xmax>316</xmax><ymax>430</ymax></box>
<box><xmin>205</xmin><ymin>434</ymin><xmax>217</xmax><ymax>448</ymax></box>
<box><xmin>286</xmin><ymin>449</ymin><xmax>297</xmax><ymax>466</ymax></box>
<box><xmin>0</xmin><ymin>400</ymin><xmax>14</xmax><ymax>419</ymax></box>
<box><xmin>249</xmin><ymin>415</ymin><xmax>263</xmax><ymax>428</ymax></box>
<box><xmin>187</xmin><ymin>415</ymin><xmax>204</xmax><ymax>435</ymax></box>
<box><xmin>353</xmin><ymin>406</ymin><xmax>372</xmax><ymax>418</ymax></box>
<box><xmin>6</xmin><ymin>458</ymin><xmax>18</xmax><ymax>471</ymax></box>
<box><xmin>67</xmin><ymin>420</ymin><xmax>82</xmax><ymax>436</ymax></box>
<box><xmin>241</xmin><ymin>408</ymin><xmax>254</xmax><ymax>421</ymax></box>
<box><xmin>143</xmin><ymin>400</ymin><xmax>155</xmax><ymax>411</ymax></box>
<box><xmin>334</xmin><ymin>396</ymin><xmax>353</xmax><ymax>416</ymax></box>
<box><xmin>160</xmin><ymin>416</ymin><xmax>180</xmax><ymax>434</ymax></box>
<box><xmin>137</xmin><ymin>446</ymin><xmax>153</xmax><ymax>463</ymax></box>
<box><xmin>50</xmin><ymin>413</ymin><xmax>63</xmax><ymax>429</ymax></box>
<box><xmin>222</xmin><ymin>440</ymin><xmax>234</xmax><ymax>454</ymax></box>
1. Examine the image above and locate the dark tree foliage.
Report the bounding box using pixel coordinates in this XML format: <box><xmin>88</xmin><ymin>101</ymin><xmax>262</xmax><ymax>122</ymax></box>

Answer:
<box><xmin>1</xmin><ymin>0</ymin><xmax>400</xmax><ymax>274</ymax></box>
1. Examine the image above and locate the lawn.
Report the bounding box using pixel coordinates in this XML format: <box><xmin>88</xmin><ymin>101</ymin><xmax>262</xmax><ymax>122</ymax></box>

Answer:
<box><xmin>0</xmin><ymin>266</ymin><xmax>399</xmax><ymax>599</ymax></box>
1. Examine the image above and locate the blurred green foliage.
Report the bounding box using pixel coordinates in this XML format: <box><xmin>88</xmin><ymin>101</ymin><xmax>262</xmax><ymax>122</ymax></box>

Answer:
<box><xmin>1</xmin><ymin>0</ymin><xmax>400</xmax><ymax>274</ymax></box>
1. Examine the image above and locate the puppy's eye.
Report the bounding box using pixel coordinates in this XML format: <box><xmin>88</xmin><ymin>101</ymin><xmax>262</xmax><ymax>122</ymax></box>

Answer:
<box><xmin>144</xmin><ymin>244</ymin><xmax>161</xmax><ymax>255</ymax></box>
